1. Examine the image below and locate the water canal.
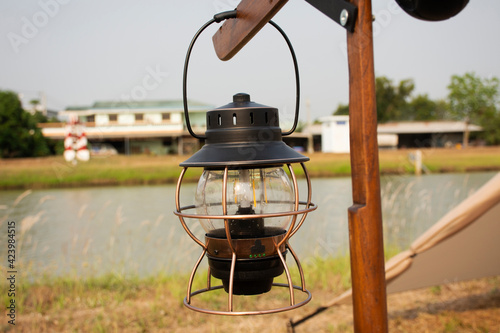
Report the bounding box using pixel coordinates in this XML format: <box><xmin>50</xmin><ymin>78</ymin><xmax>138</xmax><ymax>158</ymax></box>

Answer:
<box><xmin>0</xmin><ymin>172</ymin><xmax>497</xmax><ymax>279</ymax></box>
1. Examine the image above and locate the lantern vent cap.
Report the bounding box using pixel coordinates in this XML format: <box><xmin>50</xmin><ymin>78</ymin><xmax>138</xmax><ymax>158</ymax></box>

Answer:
<box><xmin>179</xmin><ymin>93</ymin><xmax>308</xmax><ymax>168</ymax></box>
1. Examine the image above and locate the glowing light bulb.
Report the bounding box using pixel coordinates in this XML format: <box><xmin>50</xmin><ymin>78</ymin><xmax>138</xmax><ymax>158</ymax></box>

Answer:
<box><xmin>195</xmin><ymin>166</ymin><xmax>294</xmax><ymax>236</ymax></box>
<box><xmin>234</xmin><ymin>169</ymin><xmax>253</xmax><ymax>208</ymax></box>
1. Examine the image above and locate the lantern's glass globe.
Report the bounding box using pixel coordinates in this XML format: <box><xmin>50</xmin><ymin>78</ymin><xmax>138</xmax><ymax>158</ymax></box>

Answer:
<box><xmin>195</xmin><ymin>166</ymin><xmax>294</xmax><ymax>237</ymax></box>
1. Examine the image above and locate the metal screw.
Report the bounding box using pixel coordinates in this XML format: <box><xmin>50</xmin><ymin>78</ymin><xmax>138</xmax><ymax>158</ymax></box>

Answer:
<box><xmin>340</xmin><ymin>9</ymin><xmax>349</xmax><ymax>26</ymax></box>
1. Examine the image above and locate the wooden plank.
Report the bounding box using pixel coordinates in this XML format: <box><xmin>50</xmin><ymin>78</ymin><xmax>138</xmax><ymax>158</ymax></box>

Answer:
<box><xmin>346</xmin><ymin>0</ymin><xmax>389</xmax><ymax>331</ymax></box>
<box><xmin>212</xmin><ymin>0</ymin><xmax>288</xmax><ymax>61</ymax></box>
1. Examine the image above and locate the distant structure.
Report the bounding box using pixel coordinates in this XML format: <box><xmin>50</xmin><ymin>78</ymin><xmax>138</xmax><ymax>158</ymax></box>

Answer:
<box><xmin>41</xmin><ymin>100</ymin><xmax>213</xmax><ymax>155</ymax></box>
<box><xmin>320</xmin><ymin>115</ymin><xmax>351</xmax><ymax>153</ymax></box>
<box><xmin>41</xmin><ymin>102</ymin><xmax>483</xmax><ymax>155</ymax></box>
<box><xmin>63</xmin><ymin>116</ymin><xmax>90</xmax><ymax>163</ymax></box>
<box><xmin>320</xmin><ymin>117</ymin><xmax>482</xmax><ymax>152</ymax></box>
<box><xmin>378</xmin><ymin>121</ymin><xmax>482</xmax><ymax>148</ymax></box>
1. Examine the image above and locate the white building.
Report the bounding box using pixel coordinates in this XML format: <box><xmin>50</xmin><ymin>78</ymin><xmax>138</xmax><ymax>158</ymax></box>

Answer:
<box><xmin>320</xmin><ymin>116</ymin><xmax>482</xmax><ymax>152</ymax></box>
<box><xmin>320</xmin><ymin>115</ymin><xmax>350</xmax><ymax>153</ymax></box>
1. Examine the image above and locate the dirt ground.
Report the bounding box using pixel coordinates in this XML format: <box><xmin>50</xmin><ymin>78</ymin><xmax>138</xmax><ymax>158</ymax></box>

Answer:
<box><xmin>9</xmin><ymin>277</ymin><xmax>500</xmax><ymax>333</ymax></box>
<box><xmin>288</xmin><ymin>277</ymin><xmax>500</xmax><ymax>333</ymax></box>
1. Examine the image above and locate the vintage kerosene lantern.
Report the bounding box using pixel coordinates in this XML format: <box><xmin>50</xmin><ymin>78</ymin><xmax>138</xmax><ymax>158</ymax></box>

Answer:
<box><xmin>174</xmin><ymin>11</ymin><xmax>316</xmax><ymax>315</ymax></box>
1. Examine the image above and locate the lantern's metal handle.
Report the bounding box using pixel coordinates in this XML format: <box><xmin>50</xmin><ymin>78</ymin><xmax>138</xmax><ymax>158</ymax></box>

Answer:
<box><xmin>183</xmin><ymin>10</ymin><xmax>301</xmax><ymax>140</ymax></box>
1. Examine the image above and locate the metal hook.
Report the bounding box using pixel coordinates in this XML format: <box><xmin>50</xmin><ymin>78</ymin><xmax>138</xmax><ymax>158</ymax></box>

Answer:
<box><xmin>182</xmin><ymin>10</ymin><xmax>301</xmax><ymax>139</ymax></box>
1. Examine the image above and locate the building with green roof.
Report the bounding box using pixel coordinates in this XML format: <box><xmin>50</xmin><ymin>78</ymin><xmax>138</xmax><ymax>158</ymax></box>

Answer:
<box><xmin>41</xmin><ymin>99</ymin><xmax>213</xmax><ymax>155</ymax></box>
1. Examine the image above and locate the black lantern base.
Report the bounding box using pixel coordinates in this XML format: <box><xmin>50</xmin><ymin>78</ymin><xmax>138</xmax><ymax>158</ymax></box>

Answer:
<box><xmin>204</xmin><ymin>227</ymin><xmax>288</xmax><ymax>295</ymax></box>
<box><xmin>207</xmin><ymin>253</ymin><xmax>286</xmax><ymax>295</ymax></box>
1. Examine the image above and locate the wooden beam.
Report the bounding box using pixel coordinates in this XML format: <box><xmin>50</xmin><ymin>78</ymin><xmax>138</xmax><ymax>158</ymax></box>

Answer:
<box><xmin>346</xmin><ymin>0</ymin><xmax>389</xmax><ymax>332</ymax></box>
<box><xmin>212</xmin><ymin>0</ymin><xmax>288</xmax><ymax>61</ymax></box>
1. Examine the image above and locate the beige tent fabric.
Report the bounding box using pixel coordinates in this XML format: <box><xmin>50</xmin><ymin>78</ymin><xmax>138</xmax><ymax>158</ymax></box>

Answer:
<box><xmin>410</xmin><ymin>172</ymin><xmax>500</xmax><ymax>253</ymax></box>
<box><xmin>386</xmin><ymin>199</ymin><xmax>500</xmax><ymax>293</ymax></box>
<box><xmin>323</xmin><ymin>172</ymin><xmax>500</xmax><ymax>307</ymax></box>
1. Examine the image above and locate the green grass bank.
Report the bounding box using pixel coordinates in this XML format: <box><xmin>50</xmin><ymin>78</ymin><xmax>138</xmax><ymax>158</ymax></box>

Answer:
<box><xmin>1</xmin><ymin>147</ymin><xmax>500</xmax><ymax>190</ymax></box>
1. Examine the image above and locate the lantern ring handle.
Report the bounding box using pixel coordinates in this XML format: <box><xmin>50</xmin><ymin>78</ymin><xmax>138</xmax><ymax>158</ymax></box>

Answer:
<box><xmin>183</xmin><ymin>10</ymin><xmax>300</xmax><ymax>139</ymax></box>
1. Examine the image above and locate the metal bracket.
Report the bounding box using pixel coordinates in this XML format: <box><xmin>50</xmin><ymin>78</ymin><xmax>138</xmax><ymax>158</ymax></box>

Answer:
<box><xmin>305</xmin><ymin>0</ymin><xmax>358</xmax><ymax>32</ymax></box>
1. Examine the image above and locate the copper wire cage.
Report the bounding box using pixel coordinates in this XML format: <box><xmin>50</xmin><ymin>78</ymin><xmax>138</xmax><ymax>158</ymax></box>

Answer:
<box><xmin>174</xmin><ymin>162</ymin><xmax>317</xmax><ymax>315</ymax></box>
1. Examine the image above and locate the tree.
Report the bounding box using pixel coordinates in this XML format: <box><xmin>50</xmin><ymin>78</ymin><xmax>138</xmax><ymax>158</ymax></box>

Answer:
<box><xmin>375</xmin><ymin>76</ymin><xmax>414</xmax><ymax>122</ymax></box>
<box><xmin>0</xmin><ymin>90</ymin><xmax>50</xmax><ymax>158</ymax></box>
<box><xmin>407</xmin><ymin>95</ymin><xmax>450</xmax><ymax>121</ymax></box>
<box><xmin>448</xmin><ymin>72</ymin><xmax>500</xmax><ymax>147</ymax></box>
<box><xmin>333</xmin><ymin>103</ymin><xmax>349</xmax><ymax>116</ymax></box>
<box><xmin>334</xmin><ymin>76</ymin><xmax>417</xmax><ymax>121</ymax></box>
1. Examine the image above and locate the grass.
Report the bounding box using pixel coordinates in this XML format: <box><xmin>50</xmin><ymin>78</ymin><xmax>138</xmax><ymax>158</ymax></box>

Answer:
<box><xmin>1</xmin><ymin>254</ymin><xmax>354</xmax><ymax>332</ymax></box>
<box><xmin>0</xmin><ymin>155</ymin><xmax>200</xmax><ymax>189</ymax></box>
<box><xmin>0</xmin><ymin>249</ymin><xmax>370</xmax><ymax>331</ymax></box>
<box><xmin>2</xmin><ymin>258</ymin><xmax>499</xmax><ymax>332</ymax></box>
<box><xmin>1</xmin><ymin>147</ymin><xmax>500</xmax><ymax>189</ymax></box>
<box><xmin>1</xmin><ymin>252</ymin><xmax>353</xmax><ymax>313</ymax></box>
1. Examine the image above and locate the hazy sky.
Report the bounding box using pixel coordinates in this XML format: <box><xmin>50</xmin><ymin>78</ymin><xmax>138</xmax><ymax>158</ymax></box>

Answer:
<box><xmin>2</xmin><ymin>0</ymin><xmax>500</xmax><ymax>122</ymax></box>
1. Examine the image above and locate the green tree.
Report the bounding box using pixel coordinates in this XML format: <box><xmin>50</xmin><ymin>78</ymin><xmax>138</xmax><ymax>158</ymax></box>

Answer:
<box><xmin>376</xmin><ymin>76</ymin><xmax>414</xmax><ymax>122</ymax></box>
<box><xmin>407</xmin><ymin>95</ymin><xmax>451</xmax><ymax>121</ymax></box>
<box><xmin>480</xmin><ymin>115</ymin><xmax>500</xmax><ymax>145</ymax></box>
<box><xmin>334</xmin><ymin>76</ymin><xmax>417</xmax><ymax>121</ymax></box>
<box><xmin>333</xmin><ymin>103</ymin><xmax>349</xmax><ymax>116</ymax></box>
<box><xmin>0</xmin><ymin>90</ymin><xmax>50</xmax><ymax>158</ymax></box>
<box><xmin>448</xmin><ymin>72</ymin><xmax>500</xmax><ymax>147</ymax></box>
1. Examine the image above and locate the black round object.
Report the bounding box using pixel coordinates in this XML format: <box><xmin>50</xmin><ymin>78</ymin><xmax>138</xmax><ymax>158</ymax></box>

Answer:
<box><xmin>179</xmin><ymin>94</ymin><xmax>308</xmax><ymax>167</ymax></box>
<box><xmin>395</xmin><ymin>0</ymin><xmax>469</xmax><ymax>21</ymax></box>
<box><xmin>208</xmin><ymin>253</ymin><xmax>286</xmax><ymax>295</ymax></box>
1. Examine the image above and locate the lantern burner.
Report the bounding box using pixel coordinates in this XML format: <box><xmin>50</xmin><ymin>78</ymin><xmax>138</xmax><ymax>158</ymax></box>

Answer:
<box><xmin>206</xmin><ymin>227</ymin><xmax>287</xmax><ymax>295</ymax></box>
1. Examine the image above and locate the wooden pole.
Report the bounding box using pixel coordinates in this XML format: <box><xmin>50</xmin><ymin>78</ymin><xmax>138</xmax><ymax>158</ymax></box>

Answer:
<box><xmin>346</xmin><ymin>0</ymin><xmax>388</xmax><ymax>332</ymax></box>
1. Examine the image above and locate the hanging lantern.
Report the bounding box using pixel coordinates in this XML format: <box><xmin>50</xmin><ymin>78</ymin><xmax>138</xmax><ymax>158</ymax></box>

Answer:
<box><xmin>174</xmin><ymin>11</ymin><xmax>316</xmax><ymax>315</ymax></box>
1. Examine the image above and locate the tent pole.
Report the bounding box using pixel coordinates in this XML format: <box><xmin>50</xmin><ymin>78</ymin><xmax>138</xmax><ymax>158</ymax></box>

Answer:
<box><xmin>346</xmin><ymin>0</ymin><xmax>388</xmax><ymax>331</ymax></box>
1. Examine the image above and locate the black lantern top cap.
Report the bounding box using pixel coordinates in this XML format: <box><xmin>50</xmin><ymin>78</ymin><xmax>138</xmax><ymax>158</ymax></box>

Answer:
<box><xmin>179</xmin><ymin>93</ymin><xmax>309</xmax><ymax>168</ymax></box>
